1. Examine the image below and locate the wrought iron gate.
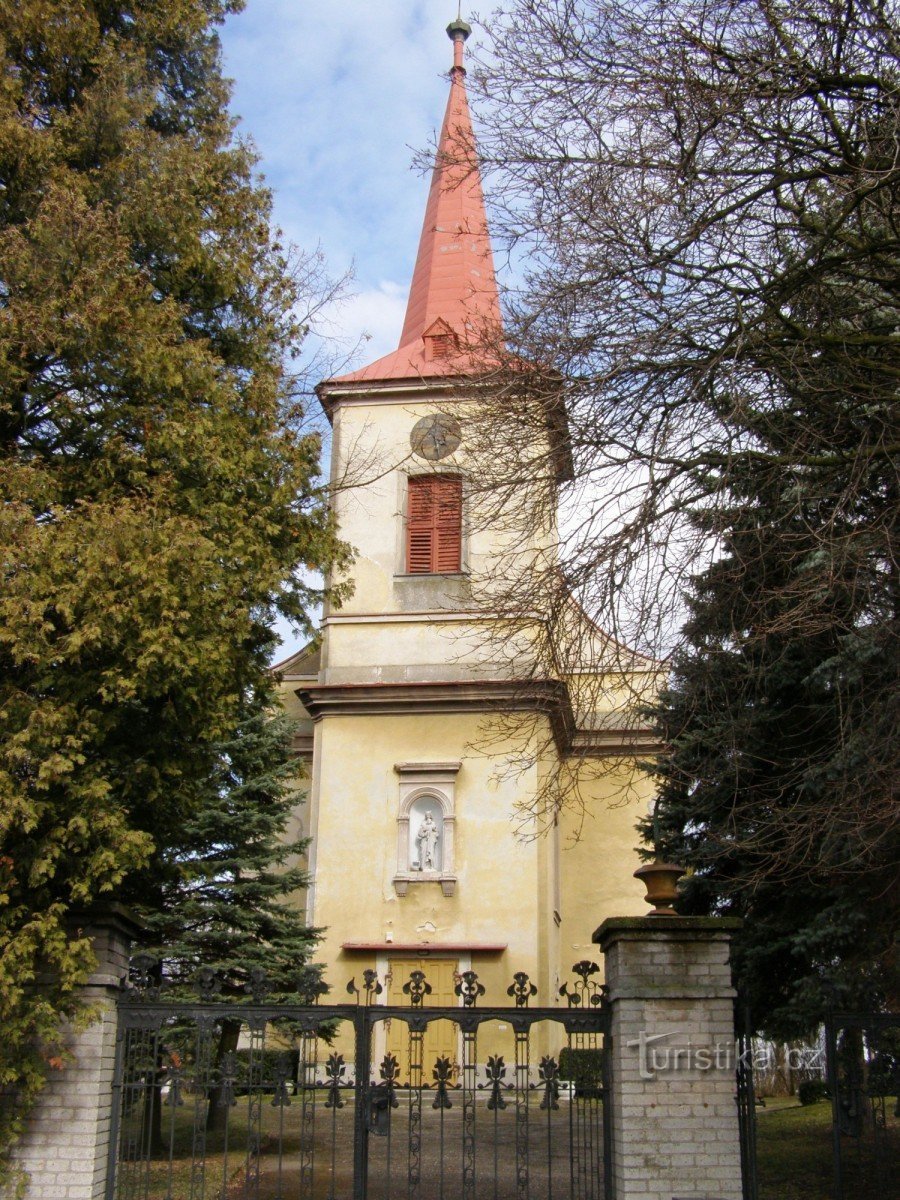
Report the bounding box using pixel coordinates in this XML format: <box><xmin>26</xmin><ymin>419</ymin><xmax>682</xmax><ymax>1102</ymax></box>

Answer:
<box><xmin>733</xmin><ymin>1001</ymin><xmax>759</xmax><ymax>1200</ymax></box>
<box><xmin>110</xmin><ymin>957</ymin><xmax>612</xmax><ymax>1200</ymax></box>
<box><xmin>824</xmin><ymin>1007</ymin><xmax>900</xmax><ymax>1200</ymax></box>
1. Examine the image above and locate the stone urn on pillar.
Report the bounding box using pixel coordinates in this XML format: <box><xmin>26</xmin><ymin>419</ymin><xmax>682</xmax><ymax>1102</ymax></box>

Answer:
<box><xmin>635</xmin><ymin>798</ymin><xmax>686</xmax><ymax>916</ymax></box>
<box><xmin>633</xmin><ymin>858</ymin><xmax>686</xmax><ymax>916</ymax></box>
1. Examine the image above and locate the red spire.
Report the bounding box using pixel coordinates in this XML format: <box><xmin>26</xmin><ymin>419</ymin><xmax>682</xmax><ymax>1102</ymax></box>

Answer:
<box><xmin>334</xmin><ymin>19</ymin><xmax>502</xmax><ymax>384</ymax></box>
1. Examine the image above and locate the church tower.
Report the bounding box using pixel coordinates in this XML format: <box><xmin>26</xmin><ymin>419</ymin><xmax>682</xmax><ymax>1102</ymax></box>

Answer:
<box><xmin>276</xmin><ymin>21</ymin><xmax>654</xmax><ymax>1063</ymax></box>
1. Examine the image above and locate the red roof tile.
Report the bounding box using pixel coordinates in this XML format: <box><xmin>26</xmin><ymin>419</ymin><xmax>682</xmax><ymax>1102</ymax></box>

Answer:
<box><xmin>331</xmin><ymin>22</ymin><xmax>502</xmax><ymax>385</ymax></box>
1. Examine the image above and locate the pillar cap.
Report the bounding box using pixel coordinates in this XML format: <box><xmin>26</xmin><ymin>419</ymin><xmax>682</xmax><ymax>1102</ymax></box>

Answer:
<box><xmin>593</xmin><ymin>914</ymin><xmax>742</xmax><ymax>948</ymax></box>
<box><xmin>67</xmin><ymin>901</ymin><xmax>146</xmax><ymax>941</ymax></box>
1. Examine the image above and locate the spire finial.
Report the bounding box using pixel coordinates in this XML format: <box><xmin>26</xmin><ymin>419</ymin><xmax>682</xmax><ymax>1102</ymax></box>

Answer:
<box><xmin>446</xmin><ymin>13</ymin><xmax>471</xmax><ymax>74</ymax></box>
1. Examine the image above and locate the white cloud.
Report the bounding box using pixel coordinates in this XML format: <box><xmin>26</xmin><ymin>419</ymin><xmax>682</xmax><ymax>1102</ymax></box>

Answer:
<box><xmin>337</xmin><ymin>280</ymin><xmax>409</xmax><ymax>364</ymax></box>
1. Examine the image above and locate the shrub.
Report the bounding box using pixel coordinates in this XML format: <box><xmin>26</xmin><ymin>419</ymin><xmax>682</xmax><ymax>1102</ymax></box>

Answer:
<box><xmin>558</xmin><ymin>1048</ymin><xmax>605</xmax><ymax>1098</ymax></box>
<box><xmin>798</xmin><ymin>1079</ymin><xmax>828</xmax><ymax>1105</ymax></box>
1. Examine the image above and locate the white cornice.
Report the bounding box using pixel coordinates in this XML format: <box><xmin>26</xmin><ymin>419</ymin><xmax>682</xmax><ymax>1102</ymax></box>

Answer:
<box><xmin>295</xmin><ymin>678</ymin><xmax>659</xmax><ymax>759</ymax></box>
<box><xmin>324</xmin><ymin>610</ymin><xmax>494</xmax><ymax>625</ymax></box>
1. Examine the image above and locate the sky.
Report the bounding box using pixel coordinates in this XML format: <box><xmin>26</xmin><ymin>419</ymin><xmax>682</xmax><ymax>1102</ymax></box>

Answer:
<box><xmin>220</xmin><ymin>1</ymin><xmax>473</xmax><ymax>371</ymax></box>
<box><xmin>219</xmin><ymin>4</ymin><xmax>487</xmax><ymax>658</ymax></box>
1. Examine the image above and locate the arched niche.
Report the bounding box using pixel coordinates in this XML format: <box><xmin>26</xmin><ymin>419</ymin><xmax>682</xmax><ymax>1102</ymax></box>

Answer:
<box><xmin>393</xmin><ymin>762</ymin><xmax>459</xmax><ymax>897</ymax></box>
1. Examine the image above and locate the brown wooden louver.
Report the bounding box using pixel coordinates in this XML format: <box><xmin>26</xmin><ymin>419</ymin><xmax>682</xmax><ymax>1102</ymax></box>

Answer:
<box><xmin>407</xmin><ymin>475</ymin><xmax>462</xmax><ymax>573</ymax></box>
<box><xmin>425</xmin><ymin>331</ymin><xmax>457</xmax><ymax>361</ymax></box>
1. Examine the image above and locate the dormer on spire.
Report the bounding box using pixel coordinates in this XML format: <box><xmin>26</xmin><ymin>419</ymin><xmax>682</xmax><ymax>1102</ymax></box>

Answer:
<box><xmin>330</xmin><ymin>15</ymin><xmax>501</xmax><ymax>386</ymax></box>
<box><xmin>423</xmin><ymin>318</ymin><xmax>459</xmax><ymax>362</ymax></box>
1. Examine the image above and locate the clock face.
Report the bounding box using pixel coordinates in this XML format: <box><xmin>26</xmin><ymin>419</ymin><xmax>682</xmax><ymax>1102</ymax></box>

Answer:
<box><xmin>410</xmin><ymin>413</ymin><xmax>462</xmax><ymax>461</ymax></box>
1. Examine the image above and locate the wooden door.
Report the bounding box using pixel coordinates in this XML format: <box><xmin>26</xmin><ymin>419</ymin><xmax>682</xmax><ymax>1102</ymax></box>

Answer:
<box><xmin>386</xmin><ymin>958</ymin><xmax>459</xmax><ymax>1084</ymax></box>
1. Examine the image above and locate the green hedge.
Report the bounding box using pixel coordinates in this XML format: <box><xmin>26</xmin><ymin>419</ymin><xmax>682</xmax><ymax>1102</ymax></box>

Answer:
<box><xmin>797</xmin><ymin>1079</ymin><xmax>828</xmax><ymax>1106</ymax></box>
<box><xmin>558</xmin><ymin>1047</ymin><xmax>605</xmax><ymax>1097</ymax></box>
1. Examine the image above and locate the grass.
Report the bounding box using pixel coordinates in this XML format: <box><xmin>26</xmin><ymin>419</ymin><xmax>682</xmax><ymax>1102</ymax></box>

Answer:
<box><xmin>114</xmin><ymin>1090</ymin><xmax>591</xmax><ymax>1200</ymax></box>
<box><xmin>115</xmin><ymin>1097</ymin><xmax>354</xmax><ymax>1200</ymax></box>
<box><xmin>756</xmin><ymin>1098</ymin><xmax>900</xmax><ymax>1200</ymax></box>
<box><xmin>115</xmin><ymin>1091</ymin><xmax>899</xmax><ymax>1200</ymax></box>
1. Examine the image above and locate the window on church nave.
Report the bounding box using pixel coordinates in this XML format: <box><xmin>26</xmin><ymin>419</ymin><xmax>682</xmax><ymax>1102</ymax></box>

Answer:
<box><xmin>406</xmin><ymin>475</ymin><xmax>462</xmax><ymax>573</ymax></box>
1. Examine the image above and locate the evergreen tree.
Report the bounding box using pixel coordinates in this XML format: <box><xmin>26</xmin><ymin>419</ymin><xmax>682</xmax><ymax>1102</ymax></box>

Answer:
<box><xmin>134</xmin><ymin>686</ymin><xmax>321</xmax><ymax>995</ymax></box>
<box><xmin>0</xmin><ymin>0</ymin><xmax>348</xmax><ymax>1166</ymax></box>
<box><xmin>644</xmin><ymin>191</ymin><xmax>899</xmax><ymax>1036</ymax></box>
<box><xmin>645</xmin><ymin>486</ymin><xmax>898</xmax><ymax>1036</ymax></box>
<box><xmin>133</xmin><ymin>679</ymin><xmax>324</xmax><ymax>1137</ymax></box>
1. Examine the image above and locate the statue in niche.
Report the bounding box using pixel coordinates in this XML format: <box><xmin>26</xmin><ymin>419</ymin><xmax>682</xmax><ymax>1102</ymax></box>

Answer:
<box><xmin>416</xmin><ymin>810</ymin><xmax>440</xmax><ymax>871</ymax></box>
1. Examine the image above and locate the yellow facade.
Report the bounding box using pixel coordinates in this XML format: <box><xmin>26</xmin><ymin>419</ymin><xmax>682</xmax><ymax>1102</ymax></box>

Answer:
<box><xmin>274</xmin><ymin>377</ymin><xmax>656</xmax><ymax>1055</ymax></box>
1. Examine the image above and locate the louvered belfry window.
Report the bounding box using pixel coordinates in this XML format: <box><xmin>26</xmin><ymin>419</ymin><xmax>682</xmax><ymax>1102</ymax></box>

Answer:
<box><xmin>406</xmin><ymin>475</ymin><xmax>463</xmax><ymax>574</ymax></box>
<box><xmin>425</xmin><ymin>331</ymin><xmax>456</xmax><ymax>360</ymax></box>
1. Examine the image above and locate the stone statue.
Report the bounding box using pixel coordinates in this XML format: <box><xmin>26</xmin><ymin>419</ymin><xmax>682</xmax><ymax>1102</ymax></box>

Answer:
<box><xmin>416</xmin><ymin>810</ymin><xmax>440</xmax><ymax>870</ymax></box>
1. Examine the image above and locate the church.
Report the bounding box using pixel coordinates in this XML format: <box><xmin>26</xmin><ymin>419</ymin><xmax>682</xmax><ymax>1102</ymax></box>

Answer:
<box><xmin>275</xmin><ymin>18</ymin><xmax>657</xmax><ymax>1071</ymax></box>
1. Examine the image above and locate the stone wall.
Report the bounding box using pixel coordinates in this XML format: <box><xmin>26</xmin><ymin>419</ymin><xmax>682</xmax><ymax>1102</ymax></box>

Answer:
<box><xmin>7</xmin><ymin>908</ymin><xmax>140</xmax><ymax>1200</ymax></box>
<box><xmin>596</xmin><ymin>915</ymin><xmax>745</xmax><ymax>1200</ymax></box>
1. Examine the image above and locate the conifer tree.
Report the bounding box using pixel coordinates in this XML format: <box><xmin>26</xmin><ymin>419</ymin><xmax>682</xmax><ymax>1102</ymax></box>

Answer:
<box><xmin>644</xmin><ymin>194</ymin><xmax>899</xmax><ymax>1034</ymax></box>
<box><xmin>133</xmin><ymin>679</ymin><xmax>324</xmax><ymax>1136</ymax></box>
<box><xmin>0</xmin><ymin>0</ymin><xmax>348</xmax><ymax>1165</ymax></box>
<box><xmin>645</xmin><ymin>473</ymin><xmax>898</xmax><ymax>1035</ymax></box>
<box><xmin>133</xmin><ymin>686</ymin><xmax>320</xmax><ymax>994</ymax></box>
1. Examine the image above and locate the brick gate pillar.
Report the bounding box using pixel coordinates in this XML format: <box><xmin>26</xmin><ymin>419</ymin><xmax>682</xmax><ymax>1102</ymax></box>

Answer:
<box><xmin>595</xmin><ymin>916</ymin><xmax>744</xmax><ymax>1200</ymax></box>
<box><xmin>9</xmin><ymin>905</ymin><xmax>142</xmax><ymax>1200</ymax></box>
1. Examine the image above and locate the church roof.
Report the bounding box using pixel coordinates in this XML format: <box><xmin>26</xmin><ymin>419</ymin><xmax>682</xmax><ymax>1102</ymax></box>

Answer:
<box><xmin>329</xmin><ymin>20</ymin><xmax>502</xmax><ymax>386</ymax></box>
